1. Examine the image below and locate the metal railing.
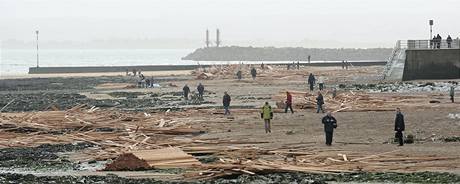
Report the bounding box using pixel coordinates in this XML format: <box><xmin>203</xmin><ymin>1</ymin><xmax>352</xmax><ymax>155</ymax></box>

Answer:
<box><xmin>398</xmin><ymin>39</ymin><xmax>460</xmax><ymax>49</ymax></box>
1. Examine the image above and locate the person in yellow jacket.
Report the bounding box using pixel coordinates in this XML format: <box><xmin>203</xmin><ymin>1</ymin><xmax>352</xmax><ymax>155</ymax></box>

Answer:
<box><xmin>261</xmin><ymin>102</ymin><xmax>273</xmax><ymax>133</ymax></box>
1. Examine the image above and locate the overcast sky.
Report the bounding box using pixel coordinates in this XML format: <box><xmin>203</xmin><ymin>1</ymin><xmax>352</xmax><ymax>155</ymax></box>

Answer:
<box><xmin>1</xmin><ymin>0</ymin><xmax>459</xmax><ymax>48</ymax></box>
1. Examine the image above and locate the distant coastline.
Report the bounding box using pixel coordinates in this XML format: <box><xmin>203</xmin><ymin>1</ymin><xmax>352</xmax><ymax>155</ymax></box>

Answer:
<box><xmin>182</xmin><ymin>46</ymin><xmax>392</xmax><ymax>61</ymax></box>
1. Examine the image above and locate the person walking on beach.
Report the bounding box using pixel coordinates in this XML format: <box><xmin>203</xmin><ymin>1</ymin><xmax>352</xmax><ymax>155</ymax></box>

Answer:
<box><xmin>251</xmin><ymin>67</ymin><xmax>257</xmax><ymax>80</ymax></box>
<box><xmin>394</xmin><ymin>108</ymin><xmax>405</xmax><ymax>146</ymax></box>
<box><xmin>223</xmin><ymin>92</ymin><xmax>231</xmax><ymax>115</ymax></box>
<box><xmin>308</xmin><ymin>73</ymin><xmax>316</xmax><ymax>91</ymax></box>
<box><xmin>450</xmin><ymin>85</ymin><xmax>455</xmax><ymax>103</ymax></box>
<box><xmin>342</xmin><ymin>60</ymin><xmax>345</xmax><ymax>69</ymax></box>
<box><xmin>308</xmin><ymin>55</ymin><xmax>311</xmax><ymax>64</ymax></box>
<box><xmin>285</xmin><ymin>91</ymin><xmax>294</xmax><ymax>113</ymax></box>
<box><xmin>322</xmin><ymin>112</ymin><xmax>337</xmax><ymax>146</ymax></box>
<box><xmin>183</xmin><ymin>84</ymin><xmax>190</xmax><ymax>100</ymax></box>
<box><xmin>261</xmin><ymin>102</ymin><xmax>273</xmax><ymax>133</ymax></box>
<box><xmin>297</xmin><ymin>61</ymin><xmax>300</xmax><ymax>70</ymax></box>
<box><xmin>145</xmin><ymin>78</ymin><xmax>151</xmax><ymax>88</ymax></box>
<box><xmin>236</xmin><ymin>70</ymin><xmax>242</xmax><ymax>80</ymax></box>
<box><xmin>150</xmin><ymin>76</ymin><xmax>154</xmax><ymax>87</ymax></box>
<box><xmin>332</xmin><ymin>87</ymin><xmax>337</xmax><ymax>99</ymax></box>
<box><xmin>316</xmin><ymin>92</ymin><xmax>325</xmax><ymax>113</ymax></box>
<box><xmin>197</xmin><ymin>83</ymin><xmax>205</xmax><ymax>100</ymax></box>
<box><xmin>318</xmin><ymin>76</ymin><xmax>325</xmax><ymax>91</ymax></box>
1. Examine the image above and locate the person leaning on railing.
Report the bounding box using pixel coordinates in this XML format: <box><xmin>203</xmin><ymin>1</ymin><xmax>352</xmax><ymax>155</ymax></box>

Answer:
<box><xmin>447</xmin><ymin>35</ymin><xmax>453</xmax><ymax>48</ymax></box>
<box><xmin>436</xmin><ymin>34</ymin><xmax>442</xmax><ymax>49</ymax></box>
<box><xmin>430</xmin><ymin>38</ymin><xmax>434</xmax><ymax>49</ymax></box>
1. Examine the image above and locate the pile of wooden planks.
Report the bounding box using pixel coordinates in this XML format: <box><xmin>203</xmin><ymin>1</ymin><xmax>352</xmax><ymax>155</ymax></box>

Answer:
<box><xmin>105</xmin><ymin>147</ymin><xmax>201</xmax><ymax>170</ymax></box>
<box><xmin>184</xmin><ymin>148</ymin><xmax>459</xmax><ymax>180</ymax></box>
<box><xmin>0</xmin><ymin>105</ymin><xmax>215</xmax><ymax>159</ymax></box>
<box><xmin>131</xmin><ymin>147</ymin><xmax>201</xmax><ymax>168</ymax></box>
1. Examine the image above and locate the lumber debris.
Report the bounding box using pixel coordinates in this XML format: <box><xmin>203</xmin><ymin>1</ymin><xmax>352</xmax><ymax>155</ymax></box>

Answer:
<box><xmin>131</xmin><ymin>147</ymin><xmax>201</xmax><ymax>168</ymax></box>
<box><xmin>106</xmin><ymin>147</ymin><xmax>201</xmax><ymax>170</ymax></box>
<box><xmin>272</xmin><ymin>90</ymin><xmax>424</xmax><ymax>112</ymax></box>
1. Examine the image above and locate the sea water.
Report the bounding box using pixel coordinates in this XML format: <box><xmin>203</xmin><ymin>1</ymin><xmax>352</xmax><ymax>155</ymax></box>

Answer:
<box><xmin>0</xmin><ymin>49</ymin><xmax>194</xmax><ymax>76</ymax></box>
<box><xmin>0</xmin><ymin>48</ymin><xmax>381</xmax><ymax>76</ymax></box>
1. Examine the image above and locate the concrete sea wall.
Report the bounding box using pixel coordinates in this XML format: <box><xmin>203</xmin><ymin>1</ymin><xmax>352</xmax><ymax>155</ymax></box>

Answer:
<box><xmin>28</xmin><ymin>62</ymin><xmax>386</xmax><ymax>74</ymax></box>
<box><xmin>403</xmin><ymin>49</ymin><xmax>460</xmax><ymax>80</ymax></box>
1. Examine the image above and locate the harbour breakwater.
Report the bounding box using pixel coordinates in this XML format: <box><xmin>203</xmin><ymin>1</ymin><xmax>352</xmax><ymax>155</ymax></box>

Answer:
<box><xmin>182</xmin><ymin>46</ymin><xmax>392</xmax><ymax>61</ymax></box>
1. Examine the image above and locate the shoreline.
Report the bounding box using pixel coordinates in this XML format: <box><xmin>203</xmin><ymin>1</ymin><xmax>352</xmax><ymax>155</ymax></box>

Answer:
<box><xmin>0</xmin><ymin>70</ymin><xmax>192</xmax><ymax>80</ymax></box>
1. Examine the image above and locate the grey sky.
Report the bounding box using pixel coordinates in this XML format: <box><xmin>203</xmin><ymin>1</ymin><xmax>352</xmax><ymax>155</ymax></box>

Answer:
<box><xmin>1</xmin><ymin>0</ymin><xmax>459</xmax><ymax>48</ymax></box>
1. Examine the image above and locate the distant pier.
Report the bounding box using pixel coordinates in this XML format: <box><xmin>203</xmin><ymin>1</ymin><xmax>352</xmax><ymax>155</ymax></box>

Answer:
<box><xmin>28</xmin><ymin>61</ymin><xmax>386</xmax><ymax>74</ymax></box>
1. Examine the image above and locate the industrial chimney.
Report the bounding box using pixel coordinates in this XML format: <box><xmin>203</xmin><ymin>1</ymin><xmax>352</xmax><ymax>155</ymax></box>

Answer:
<box><xmin>216</xmin><ymin>29</ymin><xmax>221</xmax><ymax>47</ymax></box>
<box><xmin>205</xmin><ymin>29</ymin><xmax>210</xmax><ymax>48</ymax></box>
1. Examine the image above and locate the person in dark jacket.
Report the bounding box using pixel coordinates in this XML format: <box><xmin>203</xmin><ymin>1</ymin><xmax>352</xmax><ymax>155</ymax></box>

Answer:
<box><xmin>308</xmin><ymin>73</ymin><xmax>316</xmax><ymax>91</ymax></box>
<box><xmin>316</xmin><ymin>92</ymin><xmax>325</xmax><ymax>113</ymax></box>
<box><xmin>322</xmin><ymin>112</ymin><xmax>337</xmax><ymax>146</ymax></box>
<box><xmin>183</xmin><ymin>84</ymin><xmax>190</xmax><ymax>100</ymax></box>
<box><xmin>394</xmin><ymin>108</ymin><xmax>405</xmax><ymax>146</ymax></box>
<box><xmin>431</xmin><ymin>36</ymin><xmax>437</xmax><ymax>49</ymax></box>
<box><xmin>132</xmin><ymin>69</ymin><xmax>137</xmax><ymax>76</ymax></box>
<box><xmin>447</xmin><ymin>35</ymin><xmax>453</xmax><ymax>48</ymax></box>
<box><xmin>285</xmin><ymin>91</ymin><xmax>294</xmax><ymax>113</ymax></box>
<box><xmin>250</xmin><ymin>67</ymin><xmax>257</xmax><ymax>80</ymax></box>
<box><xmin>236</xmin><ymin>70</ymin><xmax>242</xmax><ymax>80</ymax></box>
<box><xmin>223</xmin><ymin>92</ymin><xmax>231</xmax><ymax>115</ymax></box>
<box><xmin>436</xmin><ymin>34</ymin><xmax>442</xmax><ymax>49</ymax></box>
<box><xmin>197</xmin><ymin>83</ymin><xmax>205</xmax><ymax>100</ymax></box>
<box><xmin>450</xmin><ymin>85</ymin><xmax>455</xmax><ymax>103</ymax></box>
<box><xmin>145</xmin><ymin>78</ymin><xmax>151</xmax><ymax>88</ymax></box>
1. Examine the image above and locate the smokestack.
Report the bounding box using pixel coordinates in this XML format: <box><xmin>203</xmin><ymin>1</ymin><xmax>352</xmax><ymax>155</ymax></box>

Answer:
<box><xmin>205</xmin><ymin>29</ymin><xmax>210</xmax><ymax>48</ymax></box>
<box><xmin>216</xmin><ymin>29</ymin><xmax>221</xmax><ymax>47</ymax></box>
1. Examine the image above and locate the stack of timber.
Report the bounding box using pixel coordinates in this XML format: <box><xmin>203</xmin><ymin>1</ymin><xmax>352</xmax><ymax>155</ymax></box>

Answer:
<box><xmin>105</xmin><ymin>147</ymin><xmax>201</xmax><ymax>170</ymax></box>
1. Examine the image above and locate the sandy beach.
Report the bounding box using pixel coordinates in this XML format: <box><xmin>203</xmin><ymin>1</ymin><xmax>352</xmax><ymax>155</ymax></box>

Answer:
<box><xmin>0</xmin><ymin>65</ymin><xmax>459</xmax><ymax>183</ymax></box>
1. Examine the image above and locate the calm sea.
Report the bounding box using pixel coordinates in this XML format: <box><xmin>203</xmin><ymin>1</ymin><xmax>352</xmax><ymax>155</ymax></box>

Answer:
<box><xmin>0</xmin><ymin>49</ymin><xmax>382</xmax><ymax>76</ymax></box>
<box><xmin>0</xmin><ymin>49</ymin><xmax>196</xmax><ymax>76</ymax></box>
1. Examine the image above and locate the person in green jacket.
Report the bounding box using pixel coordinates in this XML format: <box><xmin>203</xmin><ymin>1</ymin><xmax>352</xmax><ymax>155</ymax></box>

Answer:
<box><xmin>261</xmin><ymin>102</ymin><xmax>273</xmax><ymax>133</ymax></box>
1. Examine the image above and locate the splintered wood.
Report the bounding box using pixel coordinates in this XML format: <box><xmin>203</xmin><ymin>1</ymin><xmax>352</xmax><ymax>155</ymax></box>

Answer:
<box><xmin>0</xmin><ymin>105</ymin><xmax>459</xmax><ymax>180</ymax></box>
<box><xmin>105</xmin><ymin>147</ymin><xmax>201</xmax><ymax>171</ymax></box>
<box><xmin>184</xmin><ymin>148</ymin><xmax>459</xmax><ymax>180</ymax></box>
<box><xmin>0</xmin><ymin>105</ymin><xmax>209</xmax><ymax>160</ymax></box>
<box><xmin>273</xmin><ymin>90</ymin><xmax>432</xmax><ymax>112</ymax></box>
<box><xmin>131</xmin><ymin>147</ymin><xmax>201</xmax><ymax>168</ymax></box>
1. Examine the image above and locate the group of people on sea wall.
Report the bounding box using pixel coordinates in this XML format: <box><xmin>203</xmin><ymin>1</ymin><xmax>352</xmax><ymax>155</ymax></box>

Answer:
<box><xmin>430</xmin><ymin>34</ymin><xmax>455</xmax><ymax>49</ymax></box>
